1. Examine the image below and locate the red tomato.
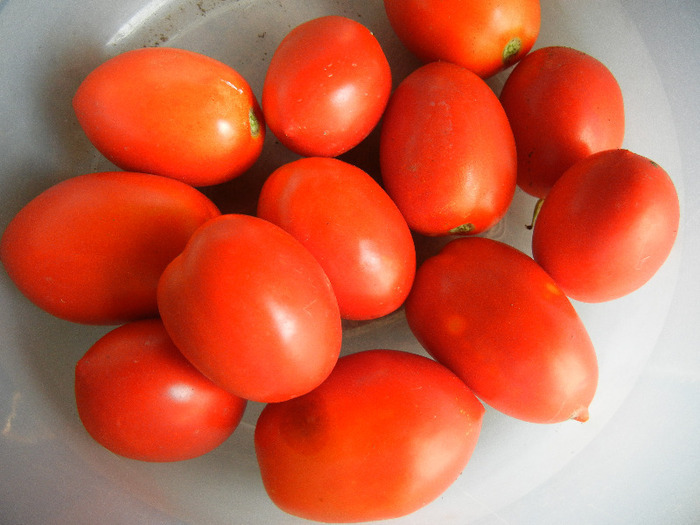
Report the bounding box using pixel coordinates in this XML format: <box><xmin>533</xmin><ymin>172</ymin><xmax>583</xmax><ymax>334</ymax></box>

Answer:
<box><xmin>262</xmin><ymin>15</ymin><xmax>392</xmax><ymax>157</ymax></box>
<box><xmin>532</xmin><ymin>149</ymin><xmax>680</xmax><ymax>303</ymax></box>
<box><xmin>499</xmin><ymin>46</ymin><xmax>625</xmax><ymax>198</ymax></box>
<box><xmin>255</xmin><ymin>349</ymin><xmax>484</xmax><ymax>522</ymax></box>
<box><xmin>257</xmin><ymin>157</ymin><xmax>415</xmax><ymax>321</ymax></box>
<box><xmin>73</xmin><ymin>47</ymin><xmax>265</xmax><ymax>187</ymax></box>
<box><xmin>157</xmin><ymin>214</ymin><xmax>342</xmax><ymax>403</ymax></box>
<box><xmin>405</xmin><ymin>237</ymin><xmax>598</xmax><ymax>424</ymax></box>
<box><xmin>380</xmin><ymin>61</ymin><xmax>517</xmax><ymax>236</ymax></box>
<box><xmin>383</xmin><ymin>0</ymin><xmax>541</xmax><ymax>79</ymax></box>
<box><xmin>75</xmin><ymin>319</ymin><xmax>247</xmax><ymax>462</ymax></box>
<box><xmin>0</xmin><ymin>171</ymin><xmax>220</xmax><ymax>324</ymax></box>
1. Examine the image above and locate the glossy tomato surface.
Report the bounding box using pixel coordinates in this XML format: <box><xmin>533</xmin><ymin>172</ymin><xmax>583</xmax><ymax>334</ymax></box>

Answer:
<box><xmin>0</xmin><ymin>171</ymin><xmax>220</xmax><ymax>325</ymax></box>
<box><xmin>262</xmin><ymin>15</ymin><xmax>391</xmax><ymax>157</ymax></box>
<box><xmin>405</xmin><ymin>237</ymin><xmax>598</xmax><ymax>424</ymax></box>
<box><xmin>255</xmin><ymin>349</ymin><xmax>484</xmax><ymax>523</ymax></box>
<box><xmin>257</xmin><ymin>157</ymin><xmax>415</xmax><ymax>321</ymax></box>
<box><xmin>532</xmin><ymin>149</ymin><xmax>680</xmax><ymax>303</ymax></box>
<box><xmin>73</xmin><ymin>47</ymin><xmax>265</xmax><ymax>187</ymax></box>
<box><xmin>75</xmin><ymin>319</ymin><xmax>247</xmax><ymax>462</ymax></box>
<box><xmin>157</xmin><ymin>214</ymin><xmax>342</xmax><ymax>403</ymax></box>
<box><xmin>500</xmin><ymin>46</ymin><xmax>625</xmax><ymax>198</ymax></box>
<box><xmin>383</xmin><ymin>0</ymin><xmax>541</xmax><ymax>79</ymax></box>
<box><xmin>380</xmin><ymin>61</ymin><xmax>517</xmax><ymax>236</ymax></box>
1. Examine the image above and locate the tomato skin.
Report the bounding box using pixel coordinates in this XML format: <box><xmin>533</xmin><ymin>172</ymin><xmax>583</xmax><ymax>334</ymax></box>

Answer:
<box><xmin>383</xmin><ymin>0</ymin><xmax>541</xmax><ymax>79</ymax></box>
<box><xmin>157</xmin><ymin>214</ymin><xmax>342</xmax><ymax>403</ymax></box>
<box><xmin>0</xmin><ymin>171</ymin><xmax>220</xmax><ymax>325</ymax></box>
<box><xmin>380</xmin><ymin>61</ymin><xmax>517</xmax><ymax>236</ymax></box>
<box><xmin>499</xmin><ymin>46</ymin><xmax>625</xmax><ymax>198</ymax></box>
<box><xmin>262</xmin><ymin>15</ymin><xmax>392</xmax><ymax>157</ymax></box>
<box><xmin>73</xmin><ymin>47</ymin><xmax>265</xmax><ymax>187</ymax></box>
<box><xmin>532</xmin><ymin>149</ymin><xmax>680</xmax><ymax>303</ymax></box>
<box><xmin>254</xmin><ymin>349</ymin><xmax>484</xmax><ymax>523</ymax></box>
<box><xmin>75</xmin><ymin>319</ymin><xmax>247</xmax><ymax>462</ymax></box>
<box><xmin>257</xmin><ymin>157</ymin><xmax>415</xmax><ymax>321</ymax></box>
<box><xmin>405</xmin><ymin>237</ymin><xmax>598</xmax><ymax>424</ymax></box>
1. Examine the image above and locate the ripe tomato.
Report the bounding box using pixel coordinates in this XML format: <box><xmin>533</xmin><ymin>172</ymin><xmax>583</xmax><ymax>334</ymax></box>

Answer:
<box><xmin>0</xmin><ymin>171</ymin><xmax>220</xmax><ymax>325</ymax></box>
<box><xmin>380</xmin><ymin>61</ymin><xmax>517</xmax><ymax>236</ymax></box>
<box><xmin>157</xmin><ymin>214</ymin><xmax>342</xmax><ymax>403</ymax></box>
<box><xmin>73</xmin><ymin>47</ymin><xmax>265</xmax><ymax>187</ymax></box>
<box><xmin>405</xmin><ymin>237</ymin><xmax>598</xmax><ymax>424</ymax></box>
<box><xmin>262</xmin><ymin>15</ymin><xmax>392</xmax><ymax>157</ymax></box>
<box><xmin>255</xmin><ymin>349</ymin><xmax>484</xmax><ymax>522</ymax></box>
<box><xmin>499</xmin><ymin>46</ymin><xmax>625</xmax><ymax>198</ymax></box>
<box><xmin>532</xmin><ymin>149</ymin><xmax>680</xmax><ymax>303</ymax></box>
<box><xmin>383</xmin><ymin>0</ymin><xmax>541</xmax><ymax>79</ymax></box>
<box><xmin>257</xmin><ymin>157</ymin><xmax>415</xmax><ymax>321</ymax></box>
<box><xmin>75</xmin><ymin>319</ymin><xmax>247</xmax><ymax>462</ymax></box>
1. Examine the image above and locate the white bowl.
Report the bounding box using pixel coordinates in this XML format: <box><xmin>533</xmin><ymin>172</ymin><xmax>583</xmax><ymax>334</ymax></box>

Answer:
<box><xmin>1</xmin><ymin>1</ymin><xmax>698</xmax><ymax>524</ymax></box>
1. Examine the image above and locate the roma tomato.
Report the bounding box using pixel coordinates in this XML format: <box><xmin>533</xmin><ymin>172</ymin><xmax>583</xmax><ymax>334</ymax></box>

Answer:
<box><xmin>75</xmin><ymin>319</ymin><xmax>247</xmax><ymax>462</ymax></box>
<box><xmin>383</xmin><ymin>0</ymin><xmax>541</xmax><ymax>79</ymax></box>
<box><xmin>405</xmin><ymin>237</ymin><xmax>598</xmax><ymax>424</ymax></box>
<box><xmin>380</xmin><ymin>61</ymin><xmax>517</xmax><ymax>236</ymax></box>
<box><xmin>157</xmin><ymin>214</ymin><xmax>342</xmax><ymax>403</ymax></box>
<box><xmin>0</xmin><ymin>171</ymin><xmax>220</xmax><ymax>324</ymax></box>
<box><xmin>255</xmin><ymin>349</ymin><xmax>484</xmax><ymax>523</ymax></box>
<box><xmin>73</xmin><ymin>47</ymin><xmax>264</xmax><ymax>187</ymax></box>
<box><xmin>500</xmin><ymin>46</ymin><xmax>625</xmax><ymax>198</ymax></box>
<box><xmin>257</xmin><ymin>157</ymin><xmax>415</xmax><ymax>321</ymax></box>
<box><xmin>262</xmin><ymin>15</ymin><xmax>392</xmax><ymax>157</ymax></box>
<box><xmin>532</xmin><ymin>149</ymin><xmax>680</xmax><ymax>303</ymax></box>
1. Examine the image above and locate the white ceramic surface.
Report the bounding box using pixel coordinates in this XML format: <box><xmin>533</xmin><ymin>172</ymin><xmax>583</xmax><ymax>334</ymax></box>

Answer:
<box><xmin>1</xmin><ymin>1</ymin><xmax>698</xmax><ymax>524</ymax></box>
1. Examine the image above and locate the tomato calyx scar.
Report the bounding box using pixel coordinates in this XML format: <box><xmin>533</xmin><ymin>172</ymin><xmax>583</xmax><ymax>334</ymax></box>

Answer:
<box><xmin>449</xmin><ymin>223</ymin><xmax>475</xmax><ymax>235</ymax></box>
<box><xmin>249</xmin><ymin>108</ymin><xmax>261</xmax><ymax>137</ymax></box>
<box><xmin>502</xmin><ymin>37</ymin><xmax>523</xmax><ymax>65</ymax></box>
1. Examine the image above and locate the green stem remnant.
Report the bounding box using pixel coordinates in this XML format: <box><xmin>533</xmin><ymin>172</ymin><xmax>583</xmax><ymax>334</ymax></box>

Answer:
<box><xmin>249</xmin><ymin>107</ymin><xmax>261</xmax><ymax>137</ymax></box>
<box><xmin>526</xmin><ymin>198</ymin><xmax>545</xmax><ymax>230</ymax></box>
<box><xmin>449</xmin><ymin>223</ymin><xmax>475</xmax><ymax>235</ymax></box>
<box><xmin>502</xmin><ymin>37</ymin><xmax>522</xmax><ymax>66</ymax></box>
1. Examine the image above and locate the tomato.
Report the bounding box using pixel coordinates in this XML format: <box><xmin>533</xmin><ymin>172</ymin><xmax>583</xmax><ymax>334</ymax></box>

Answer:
<box><xmin>532</xmin><ymin>149</ymin><xmax>680</xmax><ymax>303</ymax></box>
<box><xmin>74</xmin><ymin>319</ymin><xmax>246</xmax><ymax>462</ymax></box>
<box><xmin>380</xmin><ymin>61</ymin><xmax>517</xmax><ymax>236</ymax></box>
<box><xmin>157</xmin><ymin>214</ymin><xmax>342</xmax><ymax>403</ymax></box>
<box><xmin>73</xmin><ymin>47</ymin><xmax>264</xmax><ymax>187</ymax></box>
<box><xmin>0</xmin><ymin>171</ymin><xmax>220</xmax><ymax>325</ymax></box>
<box><xmin>255</xmin><ymin>349</ymin><xmax>484</xmax><ymax>522</ymax></box>
<box><xmin>383</xmin><ymin>0</ymin><xmax>541</xmax><ymax>79</ymax></box>
<box><xmin>257</xmin><ymin>157</ymin><xmax>415</xmax><ymax>321</ymax></box>
<box><xmin>499</xmin><ymin>46</ymin><xmax>625</xmax><ymax>198</ymax></box>
<box><xmin>405</xmin><ymin>237</ymin><xmax>598</xmax><ymax>424</ymax></box>
<box><xmin>262</xmin><ymin>15</ymin><xmax>392</xmax><ymax>157</ymax></box>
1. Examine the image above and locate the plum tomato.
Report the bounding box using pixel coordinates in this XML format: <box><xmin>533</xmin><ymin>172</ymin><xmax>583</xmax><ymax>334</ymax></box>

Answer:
<box><xmin>157</xmin><ymin>214</ymin><xmax>342</xmax><ymax>403</ymax></box>
<box><xmin>383</xmin><ymin>0</ymin><xmax>541</xmax><ymax>79</ymax></box>
<box><xmin>405</xmin><ymin>237</ymin><xmax>598</xmax><ymax>424</ymax></box>
<box><xmin>532</xmin><ymin>149</ymin><xmax>680</xmax><ymax>303</ymax></box>
<box><xmin>499</xmin><ymin>46</ymin><xmax>625</xmax><ymax>198</ymax></box>
<box><xmin>0</xmin><ymin>171</ymin><xmax>220</xmax><ymax>325</ymax></box>
<box><xmin>257</xmin><ymin>157</ymin><xmax>416</xmax><ymax>321</ymax></box>
<box><xmin>75</xmin><ymin>319</ymin><xmax>247</xmax><ymax>462</ymax></box>
<box><xmin>262</xmin><ymin>15</ymin><xmax>392</xmax><ymax>157</ymax></box>
<box><xmin>254</xmin><ymin>349</ymin><xmax>484</xmax><ymax>523</ymax></box>
<box><xmin>73</xmin><ymin>47</ymin><xmax>265</xmax><ymax>187</ymax></box>
<box><xmin>380</xmin><ymin>61</ymin><xmax>517</xmax><ymax>236</ymax></box>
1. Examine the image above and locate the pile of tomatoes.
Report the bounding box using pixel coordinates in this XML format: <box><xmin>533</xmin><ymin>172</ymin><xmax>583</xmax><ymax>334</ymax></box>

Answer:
<box><xmin>0</xmin><ymin>1</ymin><xmax>680</xmax><ymax>523</ymax></box>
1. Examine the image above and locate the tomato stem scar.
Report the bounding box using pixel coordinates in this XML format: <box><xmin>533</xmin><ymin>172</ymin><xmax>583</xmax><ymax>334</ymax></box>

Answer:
<box><xmin>249</xmin><ymin>107</ymin><xmax>261</xmax><ymax>137</ymax></box>
<box><xmin>502</xmin><ymin>37</ymin><xmax>522</xmax><ymax>65</ymax></box>
<box><xmin>449</xmin><ymin>223</ymin><xmax>475</xmax><ymax>235</ymax></box>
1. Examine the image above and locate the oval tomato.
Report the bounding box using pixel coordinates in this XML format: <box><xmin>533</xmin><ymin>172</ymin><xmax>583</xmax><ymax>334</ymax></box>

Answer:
<box><xmin>255</xmin><ymin>349</ymin><xmax>484</xmax><ymax>522</ymax></box>
<box><xmin>73</xmin><ymin>47</ymin><xmax>264</xmax><ymax>187</ymax></box>
<box><xmin>157</xmin><ymin>214</ymin><xmax>342</xmax><ymax>403</ymax></box>
<box><xmin>75</xmin><ymin>319</ymin><xmax>247</xmax><ymax>462</ymax></box>
<box><xmin>499</xmin><ymin>46</ymin><xmax>625</xmax><ymax>198</ymax></box>
<box><xmin>262</xmin><ymin>15</ymin><xmax>392</xmax><ymax>157</ymax></box>
<box><xmin>0</xmin><ymin>171</ymin><xmax>220</xmax><ymax>324</ymax></box>
<box><xmin>532</xmin><ymin>149</ymin><xmax>680</xmax><ymax>303</ymax></box>
<box><xmin>257</xmin><ymin>157</ymin><xmax>415</xmax><ymax>321</ymax></box>
<box><xmin>380</xmin><ymin>61</ymin><xmax>517</xmax><ymax>236</ymax></box>
<box><xmin>383</xmin><ymin>0</ymin><xmax>541</xmax><ymax>79</ymax></box>
<box><xmin>405</xmin><ymin>237</ymin><xmax>598</xmax><ymax>424</ymax></box>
